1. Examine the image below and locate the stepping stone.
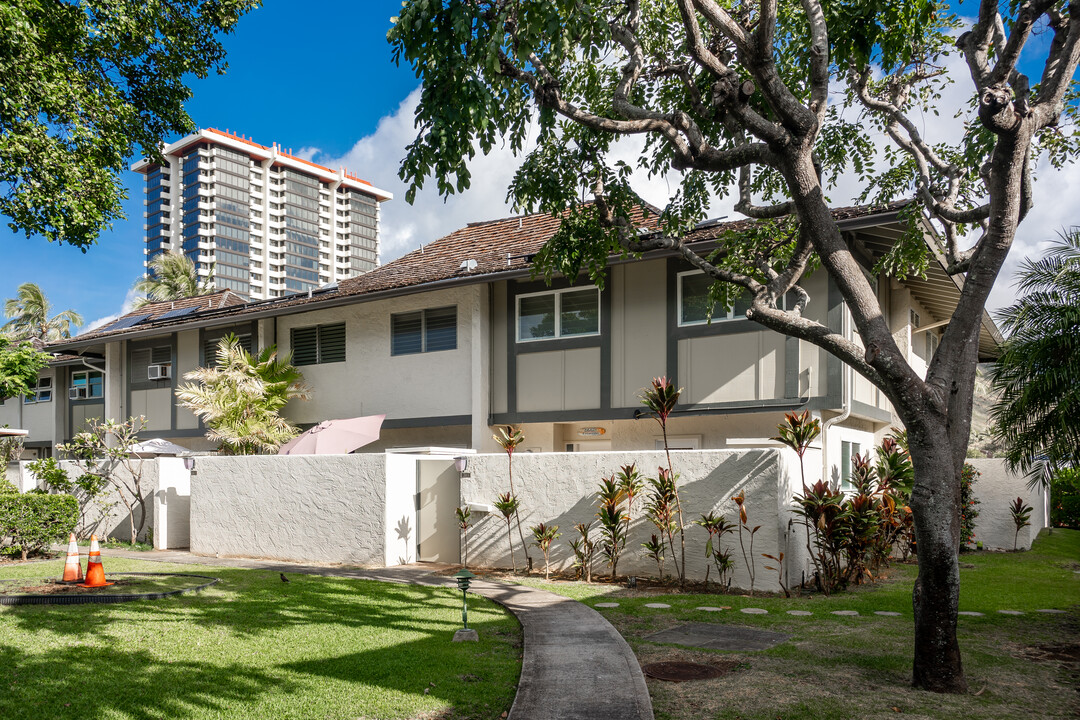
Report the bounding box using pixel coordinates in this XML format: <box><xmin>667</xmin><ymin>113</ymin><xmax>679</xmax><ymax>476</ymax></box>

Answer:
<box><xmin>874</xmin><ymin>611</ymin><xmax>901</xmax><ymax>617</ymax></box>
<box><xmin>831</xmin><ymin>610</ymin><xmax>859</xmax><ymax>616</ymax></box>
<box><xmin>696</xmin><ymin>606</ymin><xmax>724</xmax><ymax>612</ymax></box>
<box><xmin>787</xmin><ymin>610</ymin><xmax>812</xmax><ymax>616</ymax></box>
<box><xmin>645</xmin><ymin>622</ymin><xmax>789</xmax><ymax>651</ymax></box>
<box><xmin>958</xmin><ymin>611</ymin><xmax>984</xmax><ymax>617</ymax></box>
<box><xmin>1036</xmin><ymin>609</ymin><xmax>1066</xmax><ymax>614</ymax></box>
<box><xmin>741</xmin><ymin>608</ymin><xmax>768</xmax><ymax>615</ymax></box>
<box><xmin>644</xmin><ymin>603</ymin><xmax>671</xmax><ymax>609</ymax></box>
<box><xmin>998</xmin><ymin>610</ymin><xmax>1024</xmax><ymax>615</ymax></box>
<box><xmin>594</xmin><ymin>602</ymin><xmax>620</xmax><ymax>608</ymax></box>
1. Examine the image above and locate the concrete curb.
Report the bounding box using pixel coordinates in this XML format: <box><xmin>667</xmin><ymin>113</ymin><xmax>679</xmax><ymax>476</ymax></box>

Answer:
<box><xmin>95</xmin><ymin>550</ymin><xmax>655</xmax><ymax>720</ymax></box>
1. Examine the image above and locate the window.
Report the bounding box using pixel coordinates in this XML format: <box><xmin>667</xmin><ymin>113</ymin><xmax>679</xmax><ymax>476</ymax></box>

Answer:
<box><xmin>678</xmin><ymin>271</ymin><xmax>753</xmax><ymax>326</ymax></box>
<box><xmin>840</xmin><ymin>440</ymin><xmax>862</xmax><ymax>493</ymax></box>
<box><xmin>391</xmin><ymin>307</ymin><xmax>457</xmax><ymax>355</ymax></box>
<box><xmin>24</xmin><ymin>376</ymin><xmax>52</xmax><ymax>404</ymax></box>
<box><xmin>291</xmin><ymin>323</ymin><xmax>346</xmax><ymax>365</ymax></box>
<box><xmin>926</xmin><ymin>330</ymin><xmax>939</xmax><ymax>359</ymax></box>
<box><xmin>70</xmin><ymin>371</ymin><xmax>103</xmax><ymax>399</ymax></box>
<box><xmin>130</xmin><ymin>345</ymin><xmax>172</xmax><ymax>385</ymax></box>
<box><xmin>516</xmin><ymin>287</ymin><xmax>599</xmax><ymax>342</ymax></box>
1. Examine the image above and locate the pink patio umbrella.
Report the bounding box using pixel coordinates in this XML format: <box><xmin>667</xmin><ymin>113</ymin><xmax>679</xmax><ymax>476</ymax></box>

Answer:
<box><xmin>277</xmin><ymin>414</ymin><xmax>386</xmax><ymax>455</ymax></box>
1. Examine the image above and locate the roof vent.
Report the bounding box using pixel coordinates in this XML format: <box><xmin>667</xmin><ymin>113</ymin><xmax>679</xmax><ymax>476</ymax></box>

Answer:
<box><xmin>459</xmin><ymin>259</ymin><xmax>478</xmax><ymax>273</ymax></box>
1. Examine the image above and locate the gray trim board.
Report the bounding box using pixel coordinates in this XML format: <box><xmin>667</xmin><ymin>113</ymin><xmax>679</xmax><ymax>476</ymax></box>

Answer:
<box><xmin>515</xmin><ymin>335</ymin><xmax>600</xmax><ymax>354</ymax></box>
<box><xmin>382</xmin><ymin>415</ymin><xmax>471</xmax><ymax>430</ymax></box>
<box><xmin>849</xmin><ymin>400</ymin><xmax>893</xmax><ymax>424</ymax></box>
<box><xmin>127</xmin><ymin>335</ymin><xmax>178</xmax><ymax>431</ymax></box>
<box><xmin>490</xmin><ymin>396</ymin><xmax>819</xmax><ymax>426</ymax></box>
<box><xmin>784</xmin><ymin>337</ymin><xmax>800</xmax><ymax>398</ymax></box>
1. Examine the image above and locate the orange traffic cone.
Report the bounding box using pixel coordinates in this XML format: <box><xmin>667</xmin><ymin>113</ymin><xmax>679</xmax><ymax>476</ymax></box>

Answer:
<box><xmin>79</xmin><ymin>535</ymin><xmax>113</xmax><ymax>588</ymax></box>
<box><xmin>61</xmin><ymin>532</ymin><xmax>83</xmax><ymax>583</ymax></box>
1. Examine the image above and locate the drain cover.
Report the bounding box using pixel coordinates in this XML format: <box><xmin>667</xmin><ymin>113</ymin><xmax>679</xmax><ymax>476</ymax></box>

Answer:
<box><xmin>641</xmin><ymin>661</ymin><xmax>725</xmax><ymax>682</ymax></box>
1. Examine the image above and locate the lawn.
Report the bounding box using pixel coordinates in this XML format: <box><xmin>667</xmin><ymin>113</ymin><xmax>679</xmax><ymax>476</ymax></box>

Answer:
<box><xmin>507</xmin><ymin>528</ymin><xmax>1080</xmax><ymax>720</ymax></box>
<box><xmin>0</xmin><ymin>558</ymin><xmax>521</xmax><ymax>720</ymax></box>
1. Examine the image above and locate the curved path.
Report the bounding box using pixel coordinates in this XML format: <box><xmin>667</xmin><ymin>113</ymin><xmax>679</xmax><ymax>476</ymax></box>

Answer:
<box><xmin>98</xmin><ymin>549</ymin><xmax>654</xmax><ymax>720</ymax></box>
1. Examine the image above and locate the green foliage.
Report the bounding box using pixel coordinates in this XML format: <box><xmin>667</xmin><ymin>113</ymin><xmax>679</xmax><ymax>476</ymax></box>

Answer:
<box><xmin>638</xmin><ymin>376</ymin><xmax>681</xmax><ymax>427</ymax></box>
<box><xmin>732</xmin><ymin>492</ymin><xmax>761</xmax><ymax>595</ymax></box>
<box><xmin>456</xmin><ymin>505</ymin><xmax>471</xmax><ymax>568</ymax></box>
<box><xmin>644</xmin><ymin>467</ymin><xmax>680</xmax><ymax>580</ymax></box>
<box><xmin>1010</xmin><ymin>497</ymin><xmax>1033</xmax><ymax>551</ymax></box>
<box><xmin>175</xmin><ymin>334</ymin><xmax>310</xmax><ymax>455</ymax></box>
<box><xmin>959</xmin><ymin>463</ymin><xmax>980</xmax><ymax>550</ymax></box>
<box><xmin>25</xmin><ymin>457</ymin><xmax>67</xmax><ymax>491</ymax></box>
<box><xmin>0</xmin><ymin>0</ymin><xmax>259</xmax><ymax>247</ymax></box>
<box><xmin>772</xmin><ymin>410</ymin><xmax>822</xmax><ymax>459</ymax></box>
<box><xmin>595</xmin><ymin>475</ymin><xmax>628</xmax><ymax>579</ymax></box>
<box><xmin>641</xmin><ymin>533</ymin><xmax>666</xmax><ymax>579</ymax></box>
<box><xmin>2</xmin><ymin>282</ymin><xmax>82</xmax><ymax>341</ymax></box>
<box><xmin>792</xmin><ymin>479</ymin><xmax>850</xmax><ymax>594</ymax></box>
<box><xmin>696</xmin><ymin>511</ymin><xmax>736</xmax><ymax>587</ymax></box>
<box><xmin>0</xmin><ymin>427</ymin><xmax>25</xmax><ymax>463</ymax></box>
<box><xmin>569</xmin><ymin>521</ymin><xmax>596</xmax><ymax>581</ymax></box>
<box><xmin>530</xmin><ymin>522</ymin><xmax>561</xmax><ymax>580</ymax></box>
<box><xmin>989</xmin><ymin>228</ymin><xmax>1080</xmax><ymax>476</ymax></box>
<box><xmin>493</xmin><ymin>492</ymin><xmax>521</xmax><ymax>573</ymax></box>
<box><xmin>0</xmin><ymin>491</ymin><xmax>77</xmax><ymax>560</ymax></box>
<box><xmin>1050</xmin><ymin>468</ymin><xmax>1080</xmax><ymax>530</ymax></box>
<box><xmin>0</xmin><ymin>335</ymin><xmax>50</xmax><ymax>402</ymax></box>
<box><xmin>133</xmin><ymin>252</ymin><xmax>216</xmax><ymax>307</ymax></box>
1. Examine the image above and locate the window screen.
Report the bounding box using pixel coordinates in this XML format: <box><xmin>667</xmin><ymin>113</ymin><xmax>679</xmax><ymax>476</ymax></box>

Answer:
<box><xmin>391</xmin><ymin>307</ymin><xmax>457</xmax><ymax>355</ymax></box>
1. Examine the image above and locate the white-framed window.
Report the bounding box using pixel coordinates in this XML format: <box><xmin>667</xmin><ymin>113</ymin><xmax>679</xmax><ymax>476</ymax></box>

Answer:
<box><xmin>24</xmin><ymin>376</ymin><xmax>52</xmax><ymax>404</ymax></box>
<box><xmin>70</xmin><ymin>371</ymin><xmax>104</xmax><ymax>400</ymax></box>
<box><xmin>678</xmin><ymin>270</ymin><xmax>765</xmax><ymax>326</ymax></box>
<box><xmin>840</xmin><ymin>440</ymin><xmax>862</xmax><ymax>493</ymax></box>
<box><xmin>516</xmin><ymin>287</ymin><xmax>600</xmax><ymax>342</ymax></box>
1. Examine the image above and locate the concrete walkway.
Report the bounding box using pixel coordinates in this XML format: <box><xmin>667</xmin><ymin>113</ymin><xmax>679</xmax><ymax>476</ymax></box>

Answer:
<box><xmin>100</xmin><ymin>549</ymin><xmax>654</xmax><ymax>720</ymax></box>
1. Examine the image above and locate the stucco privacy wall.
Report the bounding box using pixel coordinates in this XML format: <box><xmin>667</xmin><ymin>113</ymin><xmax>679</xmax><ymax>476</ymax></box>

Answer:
<box><xmin>461</xmin><ymin>449</ymin><xmax>794</xmax><ymax>592</ymax></box>
<box><xmin>967</xmin><ymin>458</ymin><xmax>1049</xmax><ymax>551</ymax></box>
<box><xmin>190</xmin><ymin>454</ymin><xmax>388</xmax><ymax>565</ymax></box>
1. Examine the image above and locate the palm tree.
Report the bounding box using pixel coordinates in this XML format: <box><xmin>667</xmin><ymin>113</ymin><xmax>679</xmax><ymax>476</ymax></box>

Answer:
<box><xmin>175</xmin><ymin>334</ymin><xmax>311</xmax><ymax>455</ymax></box>
<box><xmin>133</xmin><ymin>252</ymin><xmax>215</xmax><ymax>307</ymax></box>
<box><xmin>2</xmin><ymin>282</ymin><xmax>83</xmax><ymax>341</ymax></box>
<box><xmin>989</xmin><ymin>228</ymin><xmax>1080</xmax><ymax>480</ymax></box>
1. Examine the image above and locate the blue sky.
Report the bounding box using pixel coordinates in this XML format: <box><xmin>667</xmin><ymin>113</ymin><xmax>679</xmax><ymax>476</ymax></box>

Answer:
<box><xmin>1</xmin><ymin>1</ymin><xmax>1076</xmax><ymax>330</ymax></box>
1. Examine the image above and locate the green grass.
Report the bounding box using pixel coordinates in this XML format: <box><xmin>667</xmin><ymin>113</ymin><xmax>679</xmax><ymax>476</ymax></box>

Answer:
<box><xmin>508</xmin><ymin>528</ymin><xmax>1080</xmax><ymax>720</ymax></box>
<box><xmin>0</xmin><ymin>558</ymin><xmax>521</xmax><ymax>720</ymax></box>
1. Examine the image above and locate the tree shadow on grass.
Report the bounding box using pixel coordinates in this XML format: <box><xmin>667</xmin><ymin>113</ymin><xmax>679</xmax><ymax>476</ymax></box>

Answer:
<box><xmin>1</xmin><ymin>569</ymin><xmax>477</xmax><ymax>641</ymax></box>
<box><xmin>0</xmin><ymin>644</ymin><xmax>294</xmax><ymax>720</ymax></box>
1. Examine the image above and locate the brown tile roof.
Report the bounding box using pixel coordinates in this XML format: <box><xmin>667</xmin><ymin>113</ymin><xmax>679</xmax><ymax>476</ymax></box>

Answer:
<box><xmin>49</xmin><ymin>202</ymin><xmax>907</xmax><ymax>349</ymax></box>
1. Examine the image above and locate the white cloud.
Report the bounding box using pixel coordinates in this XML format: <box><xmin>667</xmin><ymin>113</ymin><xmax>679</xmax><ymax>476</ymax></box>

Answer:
<box><xmin>80</xmin><ymin>287</ymin><xmax>140</xmax><ymax>335</ymax></box>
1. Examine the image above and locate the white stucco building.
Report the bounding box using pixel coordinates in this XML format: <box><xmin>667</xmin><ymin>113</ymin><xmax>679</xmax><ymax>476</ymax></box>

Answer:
<box><xmin>132</xmin><ymin>128</ymin><xmax>393</xmax><ymax>300</ymax></box>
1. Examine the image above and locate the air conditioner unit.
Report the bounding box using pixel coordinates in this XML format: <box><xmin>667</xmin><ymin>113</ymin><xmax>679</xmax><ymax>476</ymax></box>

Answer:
<box><xmin>68</xmin><ymin>387</ymin><xmax>88</xmax><ymax>400</ymax></box>
<box><xmin>148</xmin><ymin>364</ymin><xmax>172</xmax><ymax>381</ymax></box>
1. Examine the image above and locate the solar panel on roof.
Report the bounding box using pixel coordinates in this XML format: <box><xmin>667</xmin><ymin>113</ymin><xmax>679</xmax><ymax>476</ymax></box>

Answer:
<box><xmin>102</xmin><ymin>314</ymin><xmax>152</xmax><ymax>332</ymax></box>
<box><xmin>157</xmin><ymin>307</ymin><xmax>197</xmax><ymax>320</ymax></box>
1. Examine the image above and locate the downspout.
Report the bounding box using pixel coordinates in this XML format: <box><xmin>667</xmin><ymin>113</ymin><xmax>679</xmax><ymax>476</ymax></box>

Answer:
<box><xmin>821</xmin><ymin>309</ymin><xmax>852</xmax><ymax>491</ymax></box>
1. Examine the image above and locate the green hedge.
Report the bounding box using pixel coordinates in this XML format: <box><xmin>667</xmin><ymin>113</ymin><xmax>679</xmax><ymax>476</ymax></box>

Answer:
<box><xmin>0</xmin><ymin>493</ymin><xmax>78</xmax><ymax>560</ymax></box>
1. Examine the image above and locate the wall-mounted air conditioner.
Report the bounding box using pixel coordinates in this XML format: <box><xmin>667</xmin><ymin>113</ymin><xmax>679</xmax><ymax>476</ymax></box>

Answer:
<box><xmin>148</xmin><ymin>364</ymin><xmax>172</xmax><ymax>380</ymax></box>
<box><xmin>68</xmin><ymin>387</ymin><xmax>88</xmax><ymax>400</ymax></box>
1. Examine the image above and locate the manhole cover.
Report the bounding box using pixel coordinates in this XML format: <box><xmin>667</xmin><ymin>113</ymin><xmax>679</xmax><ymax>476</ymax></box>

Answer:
<box><xmin>642</xmin><ymin>661</ymin><xmax>725</xmax><ymax>682</ymax></box>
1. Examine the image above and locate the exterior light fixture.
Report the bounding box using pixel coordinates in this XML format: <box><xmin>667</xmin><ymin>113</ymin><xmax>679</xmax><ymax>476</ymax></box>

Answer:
<box><xmin>454</xmin><ymin>456</ymin><xmax>469</xmax><ymax>473</ymax></box>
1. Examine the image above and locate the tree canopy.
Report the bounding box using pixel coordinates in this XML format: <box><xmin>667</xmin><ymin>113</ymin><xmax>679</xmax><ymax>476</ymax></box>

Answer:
<box><xmin>0</xmin><ymin>335</ymin><xmax>49</xmax><ymax>403</ymax></box>
<box><xmin>0</xmin><ymin>0</ymin><xmax>259</xmax><ymax>248</ymax></box>
<box><xmin>133</xmin><ymin>252</ymin><xmax>216</xmax><ymax>308</ymax></box>
<box><xmin>390</xmin><ymin>0</ymin><xmax>1080</xmax><ymax>694</ymax></box>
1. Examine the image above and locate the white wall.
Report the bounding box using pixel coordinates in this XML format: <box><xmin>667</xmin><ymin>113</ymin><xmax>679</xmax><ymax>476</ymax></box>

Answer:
<box><xmin>153</xmin><ymin>458</ymin><xmax>191</xmax><ymax>549</ymax></box>
<box><xmin>189</xmin><ymin>454</ymin><xmax>388</xmax><ymax>565</ymax></box>
<box><xmin>967</xmin><ymin>458</ymin><xmax>1049</xmax><ymax>551</ymax></box>
<box><xmin>460</xmin><ymin>449</ymin><xmax>794</xmax><ymax>592</ymax></box>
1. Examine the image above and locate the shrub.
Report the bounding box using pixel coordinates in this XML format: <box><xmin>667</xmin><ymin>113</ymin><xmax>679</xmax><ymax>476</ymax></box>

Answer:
<box><xmin>1050</xmin><ymin>468</ymin><xmax>1080</xmax><ymax>529</ymax></box>
<box><xmin>960</xmin><ymin>464</ymin><xmax>981</xmax><ymax>550</ymax></box>
<box><xmin>0</xmin><ymin>492</ymin><xmax>78</xmax><ymax>560</ymax></box>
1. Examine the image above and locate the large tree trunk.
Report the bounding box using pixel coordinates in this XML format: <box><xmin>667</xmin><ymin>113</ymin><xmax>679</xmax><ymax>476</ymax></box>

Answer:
<box><xmin>907</xmin><ymin>419</ymin><xmax>967</xmax><ymax>693</ymax></box>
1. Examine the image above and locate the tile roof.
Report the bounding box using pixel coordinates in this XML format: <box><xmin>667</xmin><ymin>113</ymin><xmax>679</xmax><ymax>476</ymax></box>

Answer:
<box><xmin>49</xmin><ymin>202</ymin><xmax>907</xmax><ymax>349</ymax></box>
<box><xmin>70</xmin><ymin>291</ymin><xmax>246</xmax><ymax>344</ymax></box>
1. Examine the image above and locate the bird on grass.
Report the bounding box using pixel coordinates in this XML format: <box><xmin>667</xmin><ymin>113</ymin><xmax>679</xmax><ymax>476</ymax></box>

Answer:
<box><xmin>280</xmin><ymin>573</ymin><xmax>289</xmax><ymax>583</ymax></box>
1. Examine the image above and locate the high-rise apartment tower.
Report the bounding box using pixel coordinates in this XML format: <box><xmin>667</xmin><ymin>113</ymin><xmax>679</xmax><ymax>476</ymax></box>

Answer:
<box><xmin>132</xmin><ymin>128</ymin><xmax>392</xmax><ymax>300</ymax></box>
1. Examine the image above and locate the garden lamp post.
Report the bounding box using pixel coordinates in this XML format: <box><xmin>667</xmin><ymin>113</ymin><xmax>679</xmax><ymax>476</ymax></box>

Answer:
<box><xmin>453</xmin><ymin>569</ymin><xmax>475</xmax><ymax>629</ymax></box>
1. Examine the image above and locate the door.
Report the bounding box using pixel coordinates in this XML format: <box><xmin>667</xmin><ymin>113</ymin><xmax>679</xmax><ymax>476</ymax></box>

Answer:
<box><xmin>416</xmin><ymin>459</ymin><xmax>460</xmax><ymax>562</ymax></box>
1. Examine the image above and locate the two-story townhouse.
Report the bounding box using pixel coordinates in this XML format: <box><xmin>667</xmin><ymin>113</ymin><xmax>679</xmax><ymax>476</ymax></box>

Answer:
<box><xmin>19</xmin><ymin>203</ymin><xmax>1000</xmax><ymax>487</ymax></box>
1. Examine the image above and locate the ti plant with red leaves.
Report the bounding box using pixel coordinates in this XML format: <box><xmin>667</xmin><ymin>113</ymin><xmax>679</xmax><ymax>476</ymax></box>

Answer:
<box><xmin>596</xmin><ymin>475</ymin><xmax>629</xmax><ymax>579</ymax></box>
<box><xmin>640</xmin><ymin>377</ymin><xmax>687</xmax><ymax>583</ymax></box>
<box><xmin>493</xmin><ymin>491</ymin><xmax>521</xmax><ymax>573</ymax></box>
<box><xmin>644</xmin><ymin>468</ymin><xmax>680</xmax><ymax>580</ymax></box>
<box><xmin>456</xmin><ymin>505</ymin><xmax>471</xmax><ymax>568</ymax></box>
<box><xmin>792</xmin><ymin>480</ymin><xmax>850</xmax><ymax>594</ymax></box>
<box><xmin>762</xmin><ymin>552</ymin><xmax>790</xmax><ymax>598</ymax></box>
<box><xmin>494</xmin><ymin>425</ymin><xmax>532</xmax><ymax>571</ymax></box>
<box><xmin>732</xmin><ymin>492</ymin><xmax>761</xmax><ymax>596</ymax></box>
<box><xmin>1010</xmin><ymin>496</ymin><xmax>1033</xmax><ymax>551</ymax></box>
<box><xmin>772</xmin><ymin>410</ymin><xmax>821</xmax><ymax>484</ymax></box>
<box><xmin>641</xmin><ymin>534</ymin><xmax>666</xmax><ymax>579</ymax></box>
<box><xmin>616</xmin><ymin>462</ymin><xmax>644</xmax><ymax>554</ymax></box>
<box><xmin>569</xmin><ymin>521</ymin><xmax>596</xmax><ymax>582</ymax></box>
<box><xmin>531</xmin><ymin>522</ymin><xmax>561</xmax><ymax>581</ymax></box>
<box><xmin>697</xmin><ymin>511</ymin><xmax>737</xmax><ymax>588</ymax></box>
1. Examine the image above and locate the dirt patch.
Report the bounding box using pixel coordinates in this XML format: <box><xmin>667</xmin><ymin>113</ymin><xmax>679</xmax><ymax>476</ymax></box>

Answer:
<box><xmin>1018</xmin><ymin>642</ymin><xmax>1080</xmax><ymax>666</ymax></box>
<box><xmin>0</xmin><ymin>578</ymin><xmax>136</xmax><ymax>595</ymax></box>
